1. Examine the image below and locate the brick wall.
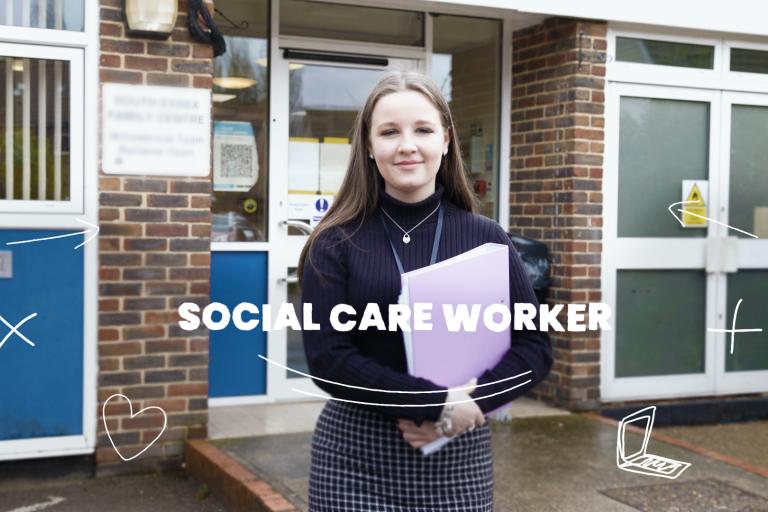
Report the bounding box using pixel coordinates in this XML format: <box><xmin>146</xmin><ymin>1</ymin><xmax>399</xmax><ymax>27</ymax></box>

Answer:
<box><xmin>509</xmin><ymin>18</ymin><xmax>606</xmax><ymax>410</ymax></box>
<box><xmin>97</xmin><ymin>0</ymin><xmax>213</xmax><ymax>472</ymax></box>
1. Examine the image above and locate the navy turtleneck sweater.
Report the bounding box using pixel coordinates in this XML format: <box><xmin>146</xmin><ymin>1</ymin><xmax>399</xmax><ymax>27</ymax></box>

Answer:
<box><xmin>301</xmin><ymin>183</ymin><xmax>553</xmax><ymax>424</ymax></box>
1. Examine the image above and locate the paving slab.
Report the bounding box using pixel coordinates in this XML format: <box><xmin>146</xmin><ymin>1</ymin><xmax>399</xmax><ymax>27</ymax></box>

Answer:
<box><xmin>657</xmin><ymin>420</ymin><xmax>768</xmax><ymax>472</ymax></box>
<box><xmin>215</xmin><ymin>414</ymin><xmax>768</xmax><ymax>512</ymax></box>
<box><xmin>0</xmin><ymin>471</ymin><xmax>228</xmax><ymax>512</ymax></box>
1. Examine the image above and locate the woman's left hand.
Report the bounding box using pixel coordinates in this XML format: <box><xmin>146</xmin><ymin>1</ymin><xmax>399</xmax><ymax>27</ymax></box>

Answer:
<box><xmin>397</xmin><ymin>419</ymin><xmax>441</xmax><ymax>449</ymax></box>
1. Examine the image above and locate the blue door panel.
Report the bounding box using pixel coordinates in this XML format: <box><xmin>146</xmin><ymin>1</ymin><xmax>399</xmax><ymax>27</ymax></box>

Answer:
<box><xmin>0</xmin><ymin>230</ymin><xmax>84</xmax><ymax>440</ymax></box>
<box><xmin>209</xmin><ymin>252</ymin><xmax>268</xmax><ymax>397</ymax></box>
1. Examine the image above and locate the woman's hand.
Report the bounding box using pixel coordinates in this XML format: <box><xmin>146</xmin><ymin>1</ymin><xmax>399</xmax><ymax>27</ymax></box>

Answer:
<box><xmin>397</xmin><ymin>378</ymin><xmax>485</xmax><ymax>449</ymax></box>
<box><xmin>397</xmin><ymin>419</ymin><xmax>442</xmax><ymax>449</ymax></box>
<box><xmin>442</xmin><ymin>378</ymin><xmax>485</xmax><ymax>437</ymax></box>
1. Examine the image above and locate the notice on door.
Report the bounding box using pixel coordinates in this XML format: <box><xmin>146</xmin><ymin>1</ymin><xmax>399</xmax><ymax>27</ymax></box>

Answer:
<box><xmin>681</xmin><ymin>180</ymin><xmax>708</xmax><ymax>228</ymax></box>
<box><xmin>102</xmin><ymin>84</ymin><xmax>211</xmax><ymax>176</ymax></box>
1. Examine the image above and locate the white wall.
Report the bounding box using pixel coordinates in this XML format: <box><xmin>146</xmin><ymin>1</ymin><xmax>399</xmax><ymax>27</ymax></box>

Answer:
<box><xmin>430</xmin><ymin>0</ymin><xmax>768</xmax><ymax>37</ymax></box>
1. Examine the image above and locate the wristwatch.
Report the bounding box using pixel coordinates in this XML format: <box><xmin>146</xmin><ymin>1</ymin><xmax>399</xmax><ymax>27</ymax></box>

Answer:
<box><xmin>436</xmin><ymin>403</ymin><xmax>454</xmax><ymax>436</ymax></box>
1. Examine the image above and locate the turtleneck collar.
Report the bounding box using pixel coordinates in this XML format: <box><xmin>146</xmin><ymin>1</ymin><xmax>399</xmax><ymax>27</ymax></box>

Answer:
<box><xmin>378</xmin><ymin>183</ymin><xmax>444</xmax><ymax>227</ymax></box>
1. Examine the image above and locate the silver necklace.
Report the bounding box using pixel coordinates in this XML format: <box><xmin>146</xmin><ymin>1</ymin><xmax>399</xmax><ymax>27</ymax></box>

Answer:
<box><xmin>380</xmin><ymin>202</ymin><xmax>441</xmax><ymax>244</ymax></box>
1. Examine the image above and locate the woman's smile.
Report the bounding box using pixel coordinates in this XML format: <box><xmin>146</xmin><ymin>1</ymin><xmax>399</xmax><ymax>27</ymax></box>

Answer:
<box><xmin>395</xmin><ymin>160</ymin><xmax>424</xmax><ymax>169</ymax></box>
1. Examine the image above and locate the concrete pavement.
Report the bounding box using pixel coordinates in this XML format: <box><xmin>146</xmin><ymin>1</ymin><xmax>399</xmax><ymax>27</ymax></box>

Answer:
<box><xmin>0</xmin><ymin>470</ymin><xmax>228</xmax><ymax>512</ymax></box>
<box><xmin>213</xmin><ymin>412</ymin><xmax>768</xmax><ymax>511</ymax></box>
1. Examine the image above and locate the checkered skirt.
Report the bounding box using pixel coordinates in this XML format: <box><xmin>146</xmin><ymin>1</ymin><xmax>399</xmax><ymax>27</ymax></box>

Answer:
<box><xmin>309</xmin><ymin>400</ymin><xmax>494</xmax><ymax>511</ymax></box>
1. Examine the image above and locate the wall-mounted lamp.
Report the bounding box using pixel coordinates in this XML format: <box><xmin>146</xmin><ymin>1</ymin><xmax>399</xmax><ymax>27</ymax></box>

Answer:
<box><xmin>212</xmin><ymin>77</ymin><xmax>257</xmax><ymax>89</ymax></box>
<box><xmin>125</xmin><ymin>0</ymin><xmax>178</xmax><ymax>37</ymax></box>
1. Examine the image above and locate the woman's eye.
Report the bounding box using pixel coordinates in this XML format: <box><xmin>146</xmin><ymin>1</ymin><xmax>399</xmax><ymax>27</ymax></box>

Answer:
<box><xmin>418</xmin><ymin>128</ymin><xmax>433</xmax><ymax>133</ymax></box>
<box><xmin>382</xmin><ymin>130</ymin><xmax>396</xmax><ymax>135</ymax></box>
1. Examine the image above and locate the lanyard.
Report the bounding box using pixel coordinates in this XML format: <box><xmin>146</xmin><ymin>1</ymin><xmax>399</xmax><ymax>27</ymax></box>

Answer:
<box><xmin>379</xmin><ymin>203</ymin><xmax>444</xmax><ymax>274</ymax></box>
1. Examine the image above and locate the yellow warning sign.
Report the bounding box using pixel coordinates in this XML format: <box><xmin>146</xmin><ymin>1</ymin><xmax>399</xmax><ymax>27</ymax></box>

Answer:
<box><xmin>682</xmin><ymin>182</ymin><xmax>707</xmax><ymax>227</ymax></box>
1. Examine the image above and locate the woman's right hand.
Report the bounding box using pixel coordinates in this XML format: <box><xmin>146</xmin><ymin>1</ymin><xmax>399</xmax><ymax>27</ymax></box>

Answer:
<box><xmin>441</xmin><ymin>378</ymin><xmax>485</xmax><ymax>437</ymax></box>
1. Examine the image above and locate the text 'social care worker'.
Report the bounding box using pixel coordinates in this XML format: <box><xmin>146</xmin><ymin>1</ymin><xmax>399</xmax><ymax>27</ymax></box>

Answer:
<box><xmin>298</xmin><ymin>71</ymin><xmax>553</xmax><ymax>511</ymax></box>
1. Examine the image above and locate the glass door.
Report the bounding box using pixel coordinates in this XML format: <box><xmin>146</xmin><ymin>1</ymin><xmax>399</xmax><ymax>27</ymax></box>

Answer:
<box><xmin>267</xmin><ymin>51</ymin><xmax>422</xmax><ymax>400</ymax></box>
<box><xmin>602</xmin><ymin>83</ymin><xmax>722</xmax><ymax>400</ymax></box>
<box><xmin>714</xmin><ymin>92</ymin><xmax>768</xmax><ymax>394</ymax></box>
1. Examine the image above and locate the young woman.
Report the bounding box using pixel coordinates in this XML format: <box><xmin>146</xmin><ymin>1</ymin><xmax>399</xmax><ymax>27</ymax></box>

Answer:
<box><xmin>298</xmin><ymin>71</ymin><xmax>553</xmax><ymax>511</ymax></box>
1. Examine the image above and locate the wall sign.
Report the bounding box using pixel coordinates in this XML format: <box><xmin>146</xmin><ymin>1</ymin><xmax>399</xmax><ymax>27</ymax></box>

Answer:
<box><xmin>681</xmin><ymin>180</ymin><xmax>708</xmax><ymax>228</ymax></box>
<box><xmin>102</xmin><ymin>84</ymin><xmax>211</xmax><ymax>176</ymax></box>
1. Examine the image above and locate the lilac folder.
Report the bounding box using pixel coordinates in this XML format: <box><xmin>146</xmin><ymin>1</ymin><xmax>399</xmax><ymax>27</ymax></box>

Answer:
<box><xmin>398</xmin><ymin>243</ymin><xmax>512</xmax><ymax>455</ymax></box>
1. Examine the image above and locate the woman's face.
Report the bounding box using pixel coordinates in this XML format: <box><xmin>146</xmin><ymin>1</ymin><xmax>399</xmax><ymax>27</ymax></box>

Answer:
<box><xmin>368</xmin><ymin>90</ymin><xmax>449</xmax><ymax>203</ymax></box>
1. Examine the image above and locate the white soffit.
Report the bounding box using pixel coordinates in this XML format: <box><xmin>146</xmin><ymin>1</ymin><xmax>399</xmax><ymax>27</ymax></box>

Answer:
<box><xmin>427</xmin><ymin>0</ymin><xmax>768</xmax><ymax>38</ymax></box>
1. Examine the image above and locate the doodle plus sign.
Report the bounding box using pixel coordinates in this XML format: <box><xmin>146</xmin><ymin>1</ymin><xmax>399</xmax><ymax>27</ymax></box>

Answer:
<box><xmin>707</xmin><ymin>299</ymin><xmax>763</xmax><ymax>355</ymax></box>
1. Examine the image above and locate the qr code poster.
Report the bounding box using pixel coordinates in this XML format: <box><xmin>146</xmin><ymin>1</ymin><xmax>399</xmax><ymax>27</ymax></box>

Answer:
<box><xmin>213</xmin><ymin>121</ymin><xmax>260</xmax><ymax>192</ymax></box>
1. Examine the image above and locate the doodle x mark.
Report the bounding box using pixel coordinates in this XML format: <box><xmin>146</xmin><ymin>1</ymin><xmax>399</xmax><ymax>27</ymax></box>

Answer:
<box><xmin>0</xmin><ymin>312</ymin><xmax>37</xmax><ymax>350</ymax></box>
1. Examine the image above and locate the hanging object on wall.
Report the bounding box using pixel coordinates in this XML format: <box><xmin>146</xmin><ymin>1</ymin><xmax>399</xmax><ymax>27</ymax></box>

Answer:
<box><xmin>125</xmin><ymin>0</ymin><xmax>178</xmax><ymax>37</ymax></box>
<box><xmin>188</xmin><ymin>0</ymin><xmax>227</xmax><ymax>57</ymax></box>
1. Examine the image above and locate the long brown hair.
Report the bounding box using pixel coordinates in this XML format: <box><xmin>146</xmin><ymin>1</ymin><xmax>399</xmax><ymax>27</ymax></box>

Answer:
<box><xmin>298</xmin><ymin>71</ymin><xmax>478</xmax><ymax>283</ymax></box>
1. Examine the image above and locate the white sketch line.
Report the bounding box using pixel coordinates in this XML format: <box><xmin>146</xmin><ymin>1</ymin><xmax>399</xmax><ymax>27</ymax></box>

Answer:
<box><xmin>616</xmin><ymin>406</ymin><xmax>691</xmax><ymax>480</ymax></box>
<box><xmin>5</xmin><ymin>218</ymin><xmax>100</xmax><ymax>249</ymax></box>
<box><xmin>102</xmin><ymin>394</ymin><xmax>167</xmax><ymax>462</ymax></box>
<box><xmin>258</xmin><ymin>354</ymin><xmax>532</xmax><ymax>394</ymax></box>
<box><xmin>667</xmin><ymin>200</ymin><xmax>759</xmax><ymax>238</ymax></box>
<box><xmin>707</xmin><ymin>298</ymin><xmax>763</xmax><ymax>355</ymax></box>
<box><xmin>4</xmin><ymin>496</ymin><xmax>66</xmax><ymax>512</ymax></box>
<box><xmin>291</xmin><ymin>379</ymin><xmax>533</xmax><ymax>407</ymax></box>
<box><xmin>0</xmin><ymin>313</ymin><xmax>37</xmax><ymax>350</ymax></box>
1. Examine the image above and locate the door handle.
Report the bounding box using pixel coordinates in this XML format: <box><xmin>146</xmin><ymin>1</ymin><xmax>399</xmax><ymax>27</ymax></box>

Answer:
<box><xmin>280</xmin><ymin>220</ymin><xmax>314</xmax><ymax>235</ymax></box>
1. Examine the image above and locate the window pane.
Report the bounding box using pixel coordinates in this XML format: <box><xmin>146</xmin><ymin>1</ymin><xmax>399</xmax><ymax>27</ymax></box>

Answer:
<box><xmin>616</xmin><ymin>270</ymin><xmax>706</xmax><ymax>377</ymax></box>
<box><xmin>287</xmin><ymin>63</ymin><xmax>379</xmax><ymax>235</ymax></box>
<box><xmin>433</xmin><ymin>14</ymin><xmax>501</xmax><ymax>220</ymax></box>
<box><xmin>281</xmin><ymin>0</ymin><xmax>424</xmax><ymax>47</ymax></box>
<box><xmin>618</xmin><ymin>97</ymin><xmax>709</xmax><ymax>237</ymax></box>
<box><xmin>726</xmin><ymin>271</ymin><xmax>768</xmax><ymax>372</ymax></box>
<box><xmin>730</xmin><ymin>48</ymin><xmax>768</xmax><ymax>74</ymax></box>
<box><xmin>729</xmin><ymin>104</ymin><xmax>768</xmax><ymax>238</ymax></box>
<box><xmin>0</xmin><ymin>0</ymin><xmax>83</xmax><ymax>31</ymax></box>
<box><xmin>212</xmin><ymin>0</ymin><xmax>269</xmax><ymax>242</ymax></box>
<box><xmin>0</xmin><ymin>56</ymin><xmax>71</xmax><ymax>201</ymax></box>
<box><xmin>616</xmin><ymin>37</ymin><xmax>714</xmax><ymax>69</ymax></box>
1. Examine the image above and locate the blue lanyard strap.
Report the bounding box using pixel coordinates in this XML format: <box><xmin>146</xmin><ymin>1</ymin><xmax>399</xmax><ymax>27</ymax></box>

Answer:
<box><xmin>379</xmin><ymin>203</ymin><xmax>444</xmax><ymax>274</ymax></box>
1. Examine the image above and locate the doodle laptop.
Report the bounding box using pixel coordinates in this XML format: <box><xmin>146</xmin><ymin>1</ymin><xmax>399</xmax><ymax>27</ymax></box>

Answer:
<box><xmin>616</xmin><ymin>406</ymin><xmax>691</xmax><ymax>480</ymax></box>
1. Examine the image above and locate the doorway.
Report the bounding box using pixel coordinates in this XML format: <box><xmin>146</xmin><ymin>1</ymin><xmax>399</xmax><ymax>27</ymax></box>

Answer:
<box><xmin>266</xmin><ymin>48</ymin><xmax>422</xmax><ymax>400</ymax></box>
<box><xmin>602</xmin><ymin>83</ymin><xmax>768</xmax><ymax>400</ymax></box>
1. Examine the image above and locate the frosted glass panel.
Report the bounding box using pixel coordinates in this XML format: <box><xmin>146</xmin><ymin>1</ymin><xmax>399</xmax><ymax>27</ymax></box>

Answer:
<box><xmin>618</xmin><ymin>97</ymin><xmax>709</xmax><ymax>238</ymax></box>
<box><xmin>731</xmin><ymin>48</ymin><xmax>768</xmax><ymax>75</ymax></box>
<box><xmin>729</xmin><ymin>105</ymin><xmax>768</xmax><ymax>238</ymax></box>
<box><xmin>616</xmin><ymin>270</ymin><xmax>706</xmax><ymax>377</ymax></box>
<box><xmin>0</xmin><ymin>0</ymin><xmax>83</xmax><ymax>31</ymax></box>
<box><xmin>616</xmin><ymin>37</ymin><xmax>714</xmax><ymax>69</ymax></box>
<box><xmin>726</xmin><ymin>271</ymin><xmax>768</xmax><ymax>372</ymax></box>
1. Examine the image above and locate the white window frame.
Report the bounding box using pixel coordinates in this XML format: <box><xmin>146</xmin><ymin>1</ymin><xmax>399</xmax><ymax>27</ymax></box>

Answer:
<box><xmin>601</xmin><ymin>82</ymin><xmax>721</xmax><ymax>401</ymax></box>
<box><xmin>608</xmin><ymin>26</ymin><xmax>768</xmax><ymax>94</ymax></box>
<box><xmin>0</xmin><ymin>42</ymin><xmax>84</xmax><ymax>214</ymax></box>
<box><xmin>723</xmin><ymin>39</ymin><xmax>768</xmax><ymax>92</ymax></box>
<box><xmin>714</xmin><ymin>91</ymin><xmax>768</xmax><ymax>394</ymax></box>
<box><xmin>607</xmin><ymin>28</ymin><xmax>722</xmax><ymax>89</ymax></box>
<box><xmin>0</xmin><ymin>0</ymin><xmax>98</xmax><ymax>461</ymax></box>
<box><xmin>603</xmin><ymin>26</ymin><xmax>768</xmax><ymax>402</ymax></box>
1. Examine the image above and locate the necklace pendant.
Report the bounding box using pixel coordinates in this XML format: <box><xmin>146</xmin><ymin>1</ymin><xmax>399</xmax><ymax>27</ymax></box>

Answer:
<box><xmin>402</xmin><ymin>233</ymin><xmax>411</xmax><ymax>244</ymax></box>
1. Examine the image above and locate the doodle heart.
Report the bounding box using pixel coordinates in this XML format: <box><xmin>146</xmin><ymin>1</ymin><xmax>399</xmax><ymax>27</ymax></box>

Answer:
<box><xmin>102</xmin><ymin>393</ymin><xmax>168</xmax><ymax>462</ymax></box>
